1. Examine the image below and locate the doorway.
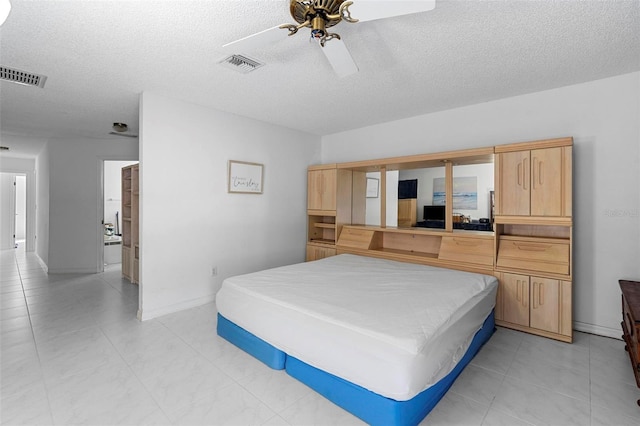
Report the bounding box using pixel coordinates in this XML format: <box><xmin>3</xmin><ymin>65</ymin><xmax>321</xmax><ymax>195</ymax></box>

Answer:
<box><xmin>100</xmin><ymin>160</ymin><xmax>137</xmax><ymax>273</ymax></box>
<box><xmin>0</xmin><ymin>172</ymin><xmax>26</xmax><ymax>251</ymax></box>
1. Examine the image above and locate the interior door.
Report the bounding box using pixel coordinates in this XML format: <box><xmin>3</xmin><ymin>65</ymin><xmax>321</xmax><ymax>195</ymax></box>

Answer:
<box><xmin>0</xmin><ymin>173</ymin><xmax>16</xmax><ymax>250</ymax></box>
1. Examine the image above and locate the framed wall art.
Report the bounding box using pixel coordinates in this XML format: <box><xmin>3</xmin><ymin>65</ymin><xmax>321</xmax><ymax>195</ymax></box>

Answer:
<box><xmin>366</xmin><ymin>178</ymin><xmax>379</xmax><ymax>198</ymax></box>
<box><xmin>228</xmin><ymin>160</ymin><xmax>263</xmax><ymax>194</ymax></box>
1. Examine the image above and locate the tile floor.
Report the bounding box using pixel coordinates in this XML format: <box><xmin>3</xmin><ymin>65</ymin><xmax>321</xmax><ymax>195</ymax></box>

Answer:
<box><xmin>1</xmin><ymin>247</ymin><xmax>639</xmax><ymax>425</ymax></box>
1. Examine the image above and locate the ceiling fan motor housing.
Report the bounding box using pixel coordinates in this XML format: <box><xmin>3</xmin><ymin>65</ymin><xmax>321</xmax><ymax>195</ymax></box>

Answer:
<box><xmin>290</xmin><ymin>0</ymin><xmax>346</xmax><ymax>37</ymax></box>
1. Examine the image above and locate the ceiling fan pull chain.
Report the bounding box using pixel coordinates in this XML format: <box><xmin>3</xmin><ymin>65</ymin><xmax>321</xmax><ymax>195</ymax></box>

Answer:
<box><xmin>340</xmin><ymin>1</ymin><xmax>358</xmax><ymax>23</ymax></box>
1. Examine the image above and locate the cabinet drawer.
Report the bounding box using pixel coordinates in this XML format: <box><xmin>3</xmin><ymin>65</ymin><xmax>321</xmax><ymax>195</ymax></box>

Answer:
<box><xmin>337</xmin><ymin>228</ymin><xmax>377</xmax><ymax>250</ymax></box>
<box><xmin>497</xmin><ymin>236</ymin><xmax>569</xmax><ymax>275</ymax></box>
<box><xmin>439</xmin><ymin>236</ymin><xmax>493</xmax><ymax>266</ymax></box>
<box><xmin>623</xmin><ymin>297</ymin><xmax>640</xmax><ymax>366</ymax></box>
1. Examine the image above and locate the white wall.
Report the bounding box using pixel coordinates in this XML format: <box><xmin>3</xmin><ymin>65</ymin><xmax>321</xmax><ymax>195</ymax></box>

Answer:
<box><xmin>321</xmin><ymin>72</ymin><xmax>640</xmax><ymax>338</ymax></box>
<box><xmin>47</xmin><ymin>137</ymin><xmax>138</xmax><ymax>273</ymax></box>
<box><xmin>36</xmin><ymin>143</ymin><xmax>50</xmax><ymax>267</ymax></box>
<box><xmin>139</xmin><ymin>92</ymin><xmax>321</xmax><ymax>320</ymax></box>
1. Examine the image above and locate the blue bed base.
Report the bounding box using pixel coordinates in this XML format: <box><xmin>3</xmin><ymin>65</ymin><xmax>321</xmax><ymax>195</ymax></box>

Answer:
<box><xmin>217</xmin><ymin>311</ymin><xmax>495</xmax><ymax>426</ymax></box>
<box><xmin>216</xmin><ymin>314</ymin><xmax>286</xmax><ymax>369</ymax></box>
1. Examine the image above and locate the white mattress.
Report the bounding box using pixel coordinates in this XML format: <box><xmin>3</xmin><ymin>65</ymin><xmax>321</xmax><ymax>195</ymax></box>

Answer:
<box><xmin>216</xmin><ymin>254</ymin><xmax>497</xmax><ymax>401</ymax></box>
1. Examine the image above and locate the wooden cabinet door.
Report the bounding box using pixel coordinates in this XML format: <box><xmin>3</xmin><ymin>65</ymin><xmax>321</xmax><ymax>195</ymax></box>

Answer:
<box><xmin>308</xmin><ymin>170</ymin><xmax>323</xmax><ymax>210</ymax></box>
<box><xmin>502</xmin><ymin>273</ymin><xmax>530</xmax><ymax>327</ymax></box>
<box><xmin>530</xmin><ymin>277</ymin><xmax>560</xmax><ymax>334</ymax></box>
<box><xmin>308</xmin><ymin>169</ymin><xmax>336</xmax><ymax>211</ymax></box>
<box><xmin>531</xmin><ymin>148</ymin><xmax>563</xmax><ymax>216</ymax></box>
<box><xmin>320</xmin><ymin>169</ymin><xmax>336</xmax><ymax>210</ymax></box>
<box><xmin>497</xmin><ymin>151</ymin><xmax>530</xmax><ymax>216</ymax></box>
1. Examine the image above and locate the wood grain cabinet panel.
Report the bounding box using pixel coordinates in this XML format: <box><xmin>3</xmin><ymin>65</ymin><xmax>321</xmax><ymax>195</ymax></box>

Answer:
<box><xmin>308</xmin><ymin>169</ymin><xmax>337</xmax><ymax>211</ymax></box>
<box><xmin>497</xmin><ymin>236</ymin><xmax>570</xmax><ymax>275</ymax></box>
<box><xmin>496</xmin><ymin>146</ymin><xmax>571</xmax><ymax>217</ymax></box>
<box><xmin>306</xmin><ymin>244</ymin><xmax>337</xmax><ymax>262</ymax></box>
<box><xmin>497</xmin><ymin>150</ymin><xmax>531</xmax><ymax>216</ymax></box>
<box><xmin>438</xmin><ymin>236</ymin><xmax>493</xmax><ymax>266</ymax></box>
<box><xmin>530</xmin><ymin>148</ymin><xmax>563</xmax><ymax>216</ymax></box>
<box><xmin>498</xmin><ymin>272</ymin><xmax>572</xmax><ymax>341</ymax></box>
<box><xmin>530</xmin><ymin>277</ymin><xmax>560</xmax><ymax>334</ymax></box>
<box><xmin>502</xmin><ymin>273</ymin><xmax>530</xmax><ymax>327</ymax></box>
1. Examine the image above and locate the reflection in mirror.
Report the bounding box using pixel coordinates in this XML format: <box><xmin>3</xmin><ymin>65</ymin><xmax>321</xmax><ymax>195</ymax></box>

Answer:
<box><xmin>363</xmin><ymin>171</ymin><xmax>398</xmax><ymax>227</ymax></box>
<box><xmin>451</xmin><ymin>163</ymin><xmax>494</xmax><ymax>231</ymax></box>
<box><xmin>397</xmin><ymin>166</ymin><xmax>446</xmax><ymax>228</ymax></box>
<box><xmin>394</xmin><ymin>163</ymin><xmax>494</xmax><ymax>231</ymax></box>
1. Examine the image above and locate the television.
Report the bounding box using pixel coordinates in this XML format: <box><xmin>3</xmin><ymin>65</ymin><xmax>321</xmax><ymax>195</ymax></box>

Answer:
<box><xmin>398</xmin><ymin>179</ymin><xmax>418</xmax><ymax>199</ymax></box>
<box><xmin>424</xmin><ymin>205</ymin><xmax>445</xmax><ymax>221</ymax></box>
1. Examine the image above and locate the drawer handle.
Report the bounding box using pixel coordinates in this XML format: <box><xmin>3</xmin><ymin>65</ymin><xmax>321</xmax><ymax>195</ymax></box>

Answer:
<box><xmin>628</xmin><ymin>313</ymin><xmax>635</xmax><ymax>337</ymax></box>
<box><xmin>514</xmin><ymin>243</ymin><xmax>551</xmax><ymax>252</ymax></box>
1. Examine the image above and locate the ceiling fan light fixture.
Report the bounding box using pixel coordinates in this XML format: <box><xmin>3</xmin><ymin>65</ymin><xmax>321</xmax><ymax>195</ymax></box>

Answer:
<box><xmin>222</xmin><ymin>0</ymin><xmax>435</xmax><ymax>78</ymax></box>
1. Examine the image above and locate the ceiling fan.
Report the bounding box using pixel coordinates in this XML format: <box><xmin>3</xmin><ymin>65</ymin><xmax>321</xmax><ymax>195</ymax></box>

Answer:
<box><xmin>222</xmin><ymin>0</ymin><xmax>436</xmax><ymax>78</ymax></box>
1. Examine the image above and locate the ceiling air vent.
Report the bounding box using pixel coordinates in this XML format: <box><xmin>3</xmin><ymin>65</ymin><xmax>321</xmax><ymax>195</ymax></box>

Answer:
<box><xmin>219</xmin><ymin>54</ymin><xmax>264</xmax><ymax>74</ymax></box>
<box><xmin>0</xmin><ymin>66</ymin><xmax>47</xmax><ymax>88</ymax></box>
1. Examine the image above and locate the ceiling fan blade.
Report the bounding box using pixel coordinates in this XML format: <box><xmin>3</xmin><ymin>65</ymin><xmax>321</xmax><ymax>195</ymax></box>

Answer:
<box><xmin>222</xmin><ymin>25</ymin><xmax>286</xmax><ymax>52</ymax></box>
<box><xmin>321</xmin><ymin>38</ymin><xmax>358</xmax><ymax>78</ymax></box>
<box><xmin>347</xmin><ymin>0</ymin><xmax>436</xmax><ymax>23</ymax></box>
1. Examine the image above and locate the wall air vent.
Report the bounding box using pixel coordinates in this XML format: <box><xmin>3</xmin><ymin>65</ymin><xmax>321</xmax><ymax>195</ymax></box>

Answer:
<box><xmin>219</xmin><ymin>54</ymin><xmax>264</xmax><ymax>74</ymax></box>
<box><xmin>0</xmin><ymin>66</ymin><xmax>47</xmax><ymax>88</ymax></box>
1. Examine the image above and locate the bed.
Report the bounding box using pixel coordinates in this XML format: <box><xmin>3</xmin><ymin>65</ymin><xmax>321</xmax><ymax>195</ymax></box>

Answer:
<box><xmin>216</xmin><ymin>254</ymin><xmax>498</xmax><ymax>425</ymax></box>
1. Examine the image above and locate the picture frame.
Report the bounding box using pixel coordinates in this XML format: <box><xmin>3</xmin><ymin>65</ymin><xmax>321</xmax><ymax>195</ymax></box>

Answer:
<box><xmin>228</xmin><ymin>160</ymin><xmax>263</xmax><ymax>194</ymax></box>
<box><xmin>366</xmin><ymin>177</ymin><xmax>379</xmax><ymax>198</ymax></box>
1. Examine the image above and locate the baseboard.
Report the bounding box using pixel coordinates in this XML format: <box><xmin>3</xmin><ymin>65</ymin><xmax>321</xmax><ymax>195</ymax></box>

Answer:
<box><xmin>35</xmin><ymin>254</ymin><xmax>48</xmax><ymax>273</ymax></box>
<box><xmin>573</xmin><ymin>321</ymin><xmax>622</xmax><ymax>340</ymax></box>
<box><xmin>47</xmin><ymin>267</ymin><xmax>97</xmax><ymax>274</ymax></box>
<box><xmin>138</xmin><ymin>293</ymin><xmax>217</xmax><ymax>321</ymax></box>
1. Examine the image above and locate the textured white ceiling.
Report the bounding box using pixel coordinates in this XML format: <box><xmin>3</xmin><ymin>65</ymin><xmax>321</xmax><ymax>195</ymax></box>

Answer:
<box><xmin>0</xmin><ymin>0</ymin><xmax>638</xmax><ymax>155</ymax></box>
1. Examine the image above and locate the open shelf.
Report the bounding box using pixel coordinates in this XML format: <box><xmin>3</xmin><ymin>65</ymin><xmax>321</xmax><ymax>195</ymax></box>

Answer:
<box><xmin>314</xmin><ymin>223</ymin><xmax>336</xmax><ymax>229</ymax></box>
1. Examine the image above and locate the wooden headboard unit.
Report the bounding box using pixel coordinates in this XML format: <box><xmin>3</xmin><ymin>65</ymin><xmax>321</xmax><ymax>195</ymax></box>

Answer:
<box><xmin>306</xmin><ymin>137</ymin><xmax>574</xmax><ymax>343</ymax></box>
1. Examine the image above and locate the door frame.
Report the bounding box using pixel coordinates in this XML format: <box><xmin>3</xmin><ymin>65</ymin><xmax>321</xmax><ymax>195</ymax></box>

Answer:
<box><xmin>0</xmin><ymin>170</ymin><xmax>35</xmax><ymax>252</ymax></box>
<box><xmin>97</xmin><ymin>157</ymin><xmax>137</xmax><ymax>273</ymax></box>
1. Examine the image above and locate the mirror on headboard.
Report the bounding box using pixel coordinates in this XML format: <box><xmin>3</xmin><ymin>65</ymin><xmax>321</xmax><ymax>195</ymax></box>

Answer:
<box><xmin>389</xmin><ymin>162</ymin><xmax>494</xmax><ymax>232</ymax></box>
<box><xmin>357</xmin><ymin>170</ymin><xmax>399</xmax><ymax>227</ymax></box>
<box><xmin>347</xmin><ymin>148</ymin><xmax>494</xmax><ymax>232</ymax></box>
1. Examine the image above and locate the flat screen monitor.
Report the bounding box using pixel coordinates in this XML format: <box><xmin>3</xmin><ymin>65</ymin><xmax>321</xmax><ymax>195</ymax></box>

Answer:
<box><xmin>424</xmin><ymin>205</ymin><xmax>445</xmax><ymax>221</ymax></box>
<box><xmin>398</xmin><ymin>179</ymin><xmax>418</xmax><ymax>199</ymax></box>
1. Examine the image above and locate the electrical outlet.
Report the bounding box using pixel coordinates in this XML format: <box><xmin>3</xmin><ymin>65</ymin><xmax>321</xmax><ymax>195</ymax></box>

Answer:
<box><xmin>211</xmin><ymin>266</ymin><xmax>218</xmax><ymax>277</ymax></box>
